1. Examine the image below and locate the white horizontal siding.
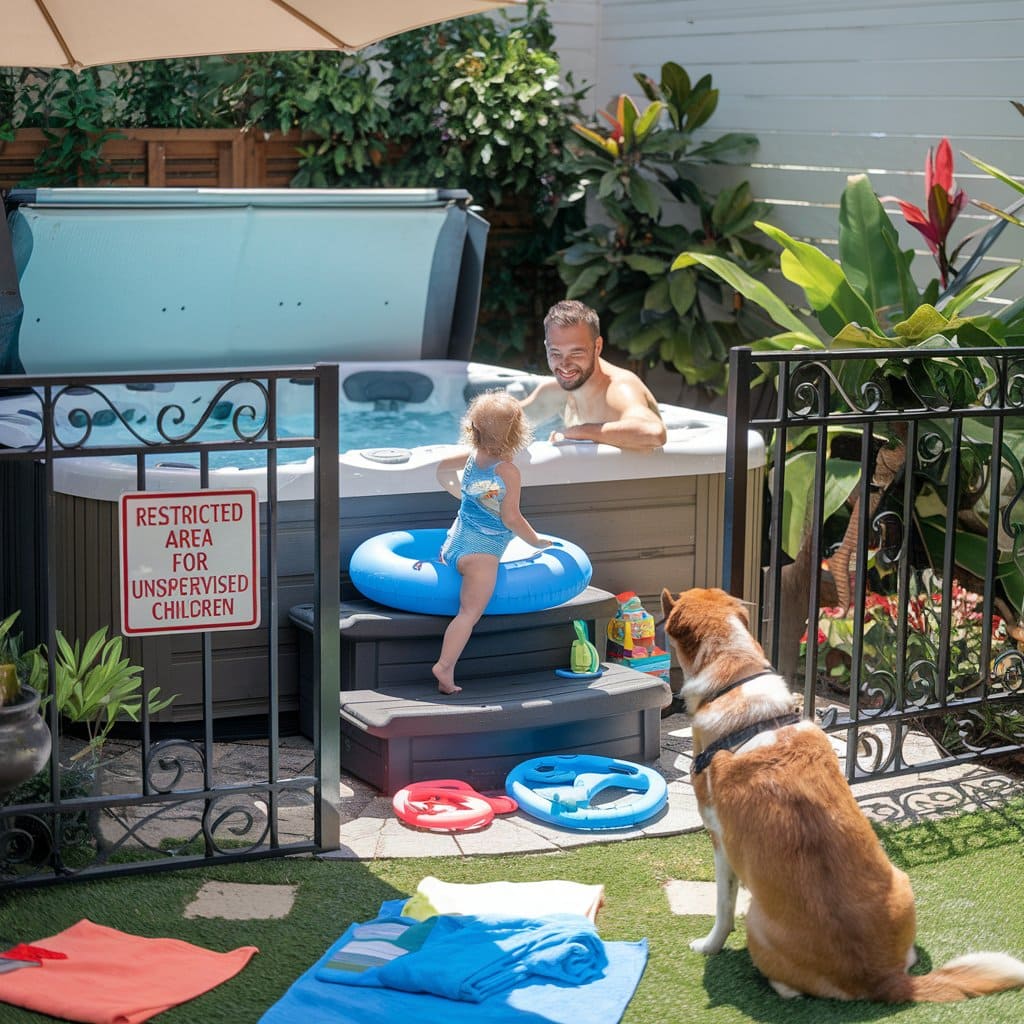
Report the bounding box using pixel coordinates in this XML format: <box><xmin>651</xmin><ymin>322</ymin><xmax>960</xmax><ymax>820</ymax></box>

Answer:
<box><xmin>548</xmin><ymin>0</ymin><xmax>1024</xmax><ymax>308</ymax></box>
<box><xmin>546</xmin><ymin>0</ymin><xmax>601</xmax><ymax>97</ymax></box>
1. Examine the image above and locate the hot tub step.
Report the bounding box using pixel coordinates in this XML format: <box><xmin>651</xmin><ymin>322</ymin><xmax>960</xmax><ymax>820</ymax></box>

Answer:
<box><xmin>338</xmin><ymin>663</ymin><xmax>671</xmax><ymax>795</ymax></box>
<box><xmin>289</xmin><ymin>586</ymin><xmax>620</xmax><ymax>740</ymax></box>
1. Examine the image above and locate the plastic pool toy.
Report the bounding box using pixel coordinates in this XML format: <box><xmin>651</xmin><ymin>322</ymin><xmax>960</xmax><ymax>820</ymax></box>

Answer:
<box><xmin>392</xmin><ymin>779</ymin><xmax>518</xmax><ymax>832</ymax></box>
<box><xmin>569</xmin><ymin>619</ymin><xmax>601</xmax><ymax>674</ymax></box>
<box><xmin>349</xmin><ymin>529</ymin><xmax>592</xmax><ymax>616</ymax></box>
<box><xmin>505</xmin><ymin>754</ymin><xmax>668</xmax><ymax>830</ymax></box>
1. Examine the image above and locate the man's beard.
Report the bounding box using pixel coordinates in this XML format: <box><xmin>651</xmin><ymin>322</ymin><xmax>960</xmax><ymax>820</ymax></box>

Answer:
<box><xmin>555</xmin><ymin>359</ymin><xmax>595</xmax><ymax>391</ymax></box>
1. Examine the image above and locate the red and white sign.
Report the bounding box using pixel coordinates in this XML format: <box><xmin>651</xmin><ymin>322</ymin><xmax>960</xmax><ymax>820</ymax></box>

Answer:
<box><xmin>119</xmin><ymin>489</ymin><xmax>260</xmax><ymax>636</ymax></box>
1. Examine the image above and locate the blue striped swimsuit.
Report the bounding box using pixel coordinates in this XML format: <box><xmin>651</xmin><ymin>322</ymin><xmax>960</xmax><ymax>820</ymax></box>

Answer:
<box><xmin>439</xmin><ymin>456</ymin><xmax>514</xmax><ymax>566</ymax></box>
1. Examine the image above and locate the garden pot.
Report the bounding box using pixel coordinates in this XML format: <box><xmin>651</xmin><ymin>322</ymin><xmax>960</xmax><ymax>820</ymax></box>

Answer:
<box><xmin>0</xmin><ymin>685</ymin><xmax>52</xmax><ymax>795</ymax></box>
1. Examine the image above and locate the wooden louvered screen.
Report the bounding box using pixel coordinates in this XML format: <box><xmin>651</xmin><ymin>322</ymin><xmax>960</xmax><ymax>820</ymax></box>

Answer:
<box><xmin>0</xmin><ymin>128</ymin><xmax>311</xmax><ymax>189</ymax></box>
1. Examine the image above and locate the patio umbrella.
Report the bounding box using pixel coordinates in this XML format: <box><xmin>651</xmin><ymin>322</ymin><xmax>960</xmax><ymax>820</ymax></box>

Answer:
<box><xmin>0</xmin><ymin>0</ymin><xmax>523</xmax><ymax>70</ymax></box>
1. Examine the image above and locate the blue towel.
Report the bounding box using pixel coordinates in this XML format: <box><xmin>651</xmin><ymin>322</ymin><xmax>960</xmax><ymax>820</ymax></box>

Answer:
<box><xmin>315</xmin><ymin>911</ymin><xmax>608</xmax><ymax>1002</ymax></box>
<box><xmin>260</xmin><ymin>900</ymin><xmax>647</xmax><ymax>1024</ymax></box>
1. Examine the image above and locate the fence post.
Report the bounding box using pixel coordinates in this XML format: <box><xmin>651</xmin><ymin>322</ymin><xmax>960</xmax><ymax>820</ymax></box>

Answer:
<box><xmin>724</xmin><ymin>347</ymin><xmax>752</xmax><ymax>597</ymax></box>
<box><xmin>314</xmin><ymin>363</ymin><xmax>341</xmax><ymax>849</ymax></box>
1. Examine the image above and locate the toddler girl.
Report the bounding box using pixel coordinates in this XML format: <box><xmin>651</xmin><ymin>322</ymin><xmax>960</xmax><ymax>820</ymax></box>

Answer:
<box><xmin>433</xmin><ymin>391</ymin><xmax>550</xmax><ymax>694</ymax></box>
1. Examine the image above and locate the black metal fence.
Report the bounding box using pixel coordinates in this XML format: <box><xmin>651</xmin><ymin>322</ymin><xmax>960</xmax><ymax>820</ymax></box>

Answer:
<box><xmin>726</xmin><ymin>346</ymin><xmax>1024</xmax><ymax>783</ymax></box>
<box><xmin>0</xmin><ymin>365</ymin><xmax>340</xmax><ymax>888</ymax></box>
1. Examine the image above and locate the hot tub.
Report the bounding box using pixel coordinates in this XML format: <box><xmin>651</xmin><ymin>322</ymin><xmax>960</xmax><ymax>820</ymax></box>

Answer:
<box><xmin>0</xmin><ymin>358</ymin><xmax>764</xmax><ymax>722</ymax></box>
<box><xmin>0</xmin><ymin>188</ymin><xmax>765</xmax><ymax>724</ymax></box>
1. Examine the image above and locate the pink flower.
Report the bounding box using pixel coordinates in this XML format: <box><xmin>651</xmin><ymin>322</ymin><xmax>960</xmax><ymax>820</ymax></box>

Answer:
<box><xmin>889</xmin><ymin>138</ymin><xmax>966</xmax><ymax>288</ymax></box>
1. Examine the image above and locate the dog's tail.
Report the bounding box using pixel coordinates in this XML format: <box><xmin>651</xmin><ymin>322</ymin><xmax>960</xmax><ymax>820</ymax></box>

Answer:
<box><xmin>879</xmin><ymin>953</ymin><xmax>1024</xmax><ymax>1002</ymax></box>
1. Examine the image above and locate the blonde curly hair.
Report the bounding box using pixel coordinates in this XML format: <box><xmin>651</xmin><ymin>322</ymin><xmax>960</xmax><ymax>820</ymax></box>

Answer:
<box><xmin>460</xmin><ymin>390</ymin><xmax>533</xmax><ymax>461</ymax></box>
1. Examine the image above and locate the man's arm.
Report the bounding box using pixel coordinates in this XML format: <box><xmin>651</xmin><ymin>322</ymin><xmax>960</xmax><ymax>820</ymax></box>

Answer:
<box><xmin>516</xmin><ymin>379</ymin><xmax>563</xmax><ymax>417</ymax></box>
<box><xmin>559</xmin><ymin>379</ymin><xmax>667</xmax><ymax>450</ymax></box>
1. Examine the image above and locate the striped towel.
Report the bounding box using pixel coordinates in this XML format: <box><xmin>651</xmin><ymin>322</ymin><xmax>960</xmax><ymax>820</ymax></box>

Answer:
<box><xmin>318</xmin><ymin>918</ymin><xmax>439</xmax><ymax>978</ymax></box>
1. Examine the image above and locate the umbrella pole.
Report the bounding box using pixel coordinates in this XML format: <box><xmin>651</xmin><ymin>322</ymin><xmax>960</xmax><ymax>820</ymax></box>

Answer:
<box><xmin>0</xmin><ymin>190</ymin><xmax>25</xmax><ymax>374</ymax></box>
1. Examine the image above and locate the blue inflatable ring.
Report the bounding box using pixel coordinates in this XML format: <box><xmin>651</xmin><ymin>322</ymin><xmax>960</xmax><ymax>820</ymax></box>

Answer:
<box><xmin>348</xmin><ymin>528</ymin><xmax>592</xmax><ymax>616</ymax></box>
<box><xmin>505</xmin><ymin>754</ymin><xmax>668</xmax><ymax>831</ymax></box>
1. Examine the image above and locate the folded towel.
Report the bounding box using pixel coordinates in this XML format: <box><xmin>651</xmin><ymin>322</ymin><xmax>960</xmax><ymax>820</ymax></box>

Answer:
<box><xmin>0</xmin><ymin>918</ymin><xmax>257</xmax><ymax>1024</ymax></box>
<box><xmin>403</xmin><ymin>876</ymin><xmax>605</xmax><ymax>923</ymax></box>
<box><xmin>316</xmin><ymin>911</ymin><xmax>607</xmax><ymax>1002</ymax></box>
<box><xmin>261</xmin><ymin>901</ymin><xmax>647</xmax><ymax>1024</ymax></box>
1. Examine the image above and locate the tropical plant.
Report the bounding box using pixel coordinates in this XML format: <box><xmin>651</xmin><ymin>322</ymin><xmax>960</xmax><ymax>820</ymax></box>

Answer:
<box><xmin>368</xmin><ymin>3</ymin><xmax>585</xmax><ymax>363</ymax></box>
<box><xmin>553</xmin><ymin>61</ymin><xmax>775</xmax><ymax>394</ymax></box>
<box><xmin>810</xmin><ymin>575</ymin><xmax>1012</xmax><ymax>692</ymax></box>
<box><xmin>36</xmin><ymin>626</ymin><xmax>175</xmax><ymax>761</ymax></box>
<box><xmin>676</xmin><ymin>148</ymin><xmax>1024</xmax><ymax>616</ymax></box>
<box><xmin>0</xmin><ymin>609</ymin><xmax>44</xmax><ymax>706</ymax></box>
<box><xmin>806</xmin><ymin>573</ymin><xmax>1024</xmax><ymax>756</ymax></box>
<box><xmin>0</xmin><ymin>609</ymin><xmax>22</xmax><ymax>705</ymax></box>
<box><xmin>886</xmin><ymin>138</ymin><xmax>966</xmax><ymax>290</ymax></box>
<box><xmin>0</xmin><ymin>66</ymin><xmax>135</xmax><ymax>184</ymax></box>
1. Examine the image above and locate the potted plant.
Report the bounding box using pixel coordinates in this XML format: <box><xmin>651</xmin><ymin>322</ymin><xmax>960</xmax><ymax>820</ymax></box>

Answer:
<box><xmin>0</xmin><ymin>611</ymin><xmax>52</xmax><ymax>796</ymax></box>
<box><xmin>37</xmin><ymin>626</ymin><xmax>176</xmax><ymax>766</ymax></box>
<box><xmin>3</xmin><ymin>627</ymin><xmax>177</xmax><ymax>862</ymax></box>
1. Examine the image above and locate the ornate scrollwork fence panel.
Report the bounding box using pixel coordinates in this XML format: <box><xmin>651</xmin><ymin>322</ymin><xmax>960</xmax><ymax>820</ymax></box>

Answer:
<box><xmin>0</xmin><ymin>366</ymin><xmax>340</xmax><ymax>888</ymax></box>
<box><xmin>726</xmin><ymin>346</ymin><xmax>1024</xmax><ymax>784</ymax></box>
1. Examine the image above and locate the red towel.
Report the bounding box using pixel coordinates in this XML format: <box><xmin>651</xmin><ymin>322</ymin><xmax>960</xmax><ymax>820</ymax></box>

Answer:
<box><xmin>0</xmin><ymin>918</ymin><xmax>257</xmax><ymax>1023</ymax></box>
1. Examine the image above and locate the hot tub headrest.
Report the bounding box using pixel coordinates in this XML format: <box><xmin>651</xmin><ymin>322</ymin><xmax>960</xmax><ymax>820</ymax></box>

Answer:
<box><xmin>343</xmin><ymin>370</ymin><xmax>434</xmax><ymax>405</ymax></box>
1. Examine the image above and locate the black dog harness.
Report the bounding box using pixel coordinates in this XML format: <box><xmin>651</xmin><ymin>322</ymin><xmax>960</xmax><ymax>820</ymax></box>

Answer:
<box><xmin>691</xmin><ymin>666</ymin><xmax>801</xmax><ymax>777</ymax></box>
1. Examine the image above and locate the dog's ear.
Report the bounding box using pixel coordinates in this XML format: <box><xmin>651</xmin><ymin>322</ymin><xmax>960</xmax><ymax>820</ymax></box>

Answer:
<box><xmin>661</xmin><ymin>588</ymin><xmax>677</xmax><ymax>619</ymax></box>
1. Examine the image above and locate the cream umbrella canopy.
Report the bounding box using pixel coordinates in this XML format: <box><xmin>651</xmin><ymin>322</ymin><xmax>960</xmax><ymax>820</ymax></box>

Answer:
<box><xmin>0</xmin><ymin>0</ymin><xmax>523</xmax><ymax>70</ymax></box>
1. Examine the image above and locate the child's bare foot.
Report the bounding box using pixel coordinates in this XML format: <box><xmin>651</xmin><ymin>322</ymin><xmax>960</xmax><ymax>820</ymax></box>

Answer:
<box><xmin>432</xmin><ymin>662</ymin><xmax>462</xmax><ymax>695</ymax></box>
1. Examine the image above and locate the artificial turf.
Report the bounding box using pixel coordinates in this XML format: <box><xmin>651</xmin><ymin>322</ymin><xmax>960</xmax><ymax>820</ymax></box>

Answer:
<box><xmin>1</xmin><ymin>799</ymin><xmax>1024</xmax><ymax>1023</ymax></box>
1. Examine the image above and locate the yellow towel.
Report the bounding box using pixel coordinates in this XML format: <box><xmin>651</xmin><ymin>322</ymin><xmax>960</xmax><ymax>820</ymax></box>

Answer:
<box><xmin>403</xmin><ymin>877</ymin><xmax>605</xmax><ymax>922</ymax></box>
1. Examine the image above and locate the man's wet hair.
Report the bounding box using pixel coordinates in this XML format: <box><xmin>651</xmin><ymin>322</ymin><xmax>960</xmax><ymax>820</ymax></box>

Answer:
<box><xmin>544</xmin><ymin>300</ymin><xmax>600</xmax><ymax>342</ymax></box>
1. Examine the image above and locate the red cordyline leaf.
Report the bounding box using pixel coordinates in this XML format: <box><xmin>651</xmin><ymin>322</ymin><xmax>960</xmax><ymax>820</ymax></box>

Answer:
<box><xmin>927</xmin><ymin>138</ymin><xmax>955</xmax><ymax>195</ymax></box>
<box><xmin>889</xmin><ymin>137</ymin><xmax>967</xmax><ymax>258</ymax></box>
<box><xmin>896</xmin><ymin>198</ymin><xmax>941</xmax><ymax>253</ymax></box>
<box><xmin>597</xmin><ymin>107</ymin><xmax>622</xmax><ymax>137</ymax></box>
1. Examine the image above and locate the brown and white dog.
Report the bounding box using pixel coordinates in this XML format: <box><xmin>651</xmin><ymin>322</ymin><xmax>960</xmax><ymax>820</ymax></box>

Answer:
<box><xmin>661</xmin><ymin>585</ymin><xmax>1024</xmax><ymax>1002</ymax></box>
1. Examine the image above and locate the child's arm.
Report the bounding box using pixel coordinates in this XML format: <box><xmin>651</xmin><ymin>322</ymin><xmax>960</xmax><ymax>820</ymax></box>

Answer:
<box><xmin>436</xmin><ymin>451</ymin><xmax>469</xmax><ymax>498</ymax></box>
<box><xmin>496</xmin><ymin>462</ymin><xmax>551</xmax><ymax>548</ymax></box>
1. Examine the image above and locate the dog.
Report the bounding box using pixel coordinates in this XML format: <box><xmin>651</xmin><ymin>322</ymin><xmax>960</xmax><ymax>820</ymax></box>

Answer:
<box><xmin>661</xmin><ymin>585</ymin><xmax>1024</xmax><ymax>1002</ymax></box>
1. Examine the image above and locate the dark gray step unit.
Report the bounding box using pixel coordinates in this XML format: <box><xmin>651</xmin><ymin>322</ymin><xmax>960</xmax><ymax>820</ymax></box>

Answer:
<box><xmin>337</xmin><ymin>664</ymin><xmax>671</xmax><ymax>794</ymax></box>
<box><xmin>289</xmin><ymin>586</ymin><xmax>619</xmax><ymax>737</ymax></box>
<box><xmin>289</xmin><ymin>587</ymin><xmax>672</xmax><ymax>793</ymax></box>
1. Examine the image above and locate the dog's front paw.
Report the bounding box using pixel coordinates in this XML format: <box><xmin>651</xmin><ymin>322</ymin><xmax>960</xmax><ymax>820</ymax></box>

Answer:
<box><xmin>690</xmin><ymin>932</ymin><xmax>727</xmax><ymax>956</ymax></box>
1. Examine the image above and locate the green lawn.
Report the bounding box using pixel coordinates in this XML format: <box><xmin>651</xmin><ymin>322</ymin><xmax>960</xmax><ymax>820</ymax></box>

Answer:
<box><xmin>2</xmin><ymin>800</ymin><xmax>1024</xmax><ymax>1023</ymax></box>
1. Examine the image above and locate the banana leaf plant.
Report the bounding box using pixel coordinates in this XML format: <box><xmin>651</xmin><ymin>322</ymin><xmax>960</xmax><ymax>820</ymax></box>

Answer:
<box><xmin>554</xmin><ymin>62</ymin><xmax>776</xmax><ymax>395</ymax></box>
<box><xmin>675</xmin><ymin>166</ymin><xmax>1024</xmax><ymax>618</ymax></box>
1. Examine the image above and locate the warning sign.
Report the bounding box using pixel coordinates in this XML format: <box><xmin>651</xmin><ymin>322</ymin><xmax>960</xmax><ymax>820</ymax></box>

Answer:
<box><xmin>119</xmin><ymin>489</ymin><xmax>260</xmax><ymax>636</ymax></box>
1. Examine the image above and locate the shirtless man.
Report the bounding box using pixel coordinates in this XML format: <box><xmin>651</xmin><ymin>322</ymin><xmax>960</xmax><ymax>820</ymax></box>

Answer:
<box><xmin>519</xmin><ymin>300</ymin><xmax>667</xmax><ymax>450</ymax></box>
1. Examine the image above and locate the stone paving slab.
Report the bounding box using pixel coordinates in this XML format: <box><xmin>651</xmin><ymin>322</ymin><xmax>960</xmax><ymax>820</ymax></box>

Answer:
<box><xmin>664</xmin><ymin>880</ymin><xmax>751</xmax><ymax>918</ymax></box>
<box><xmin>184</xmin><ymin>881</ymin><xmax>297</xmax><ymax>920</ymax></box>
